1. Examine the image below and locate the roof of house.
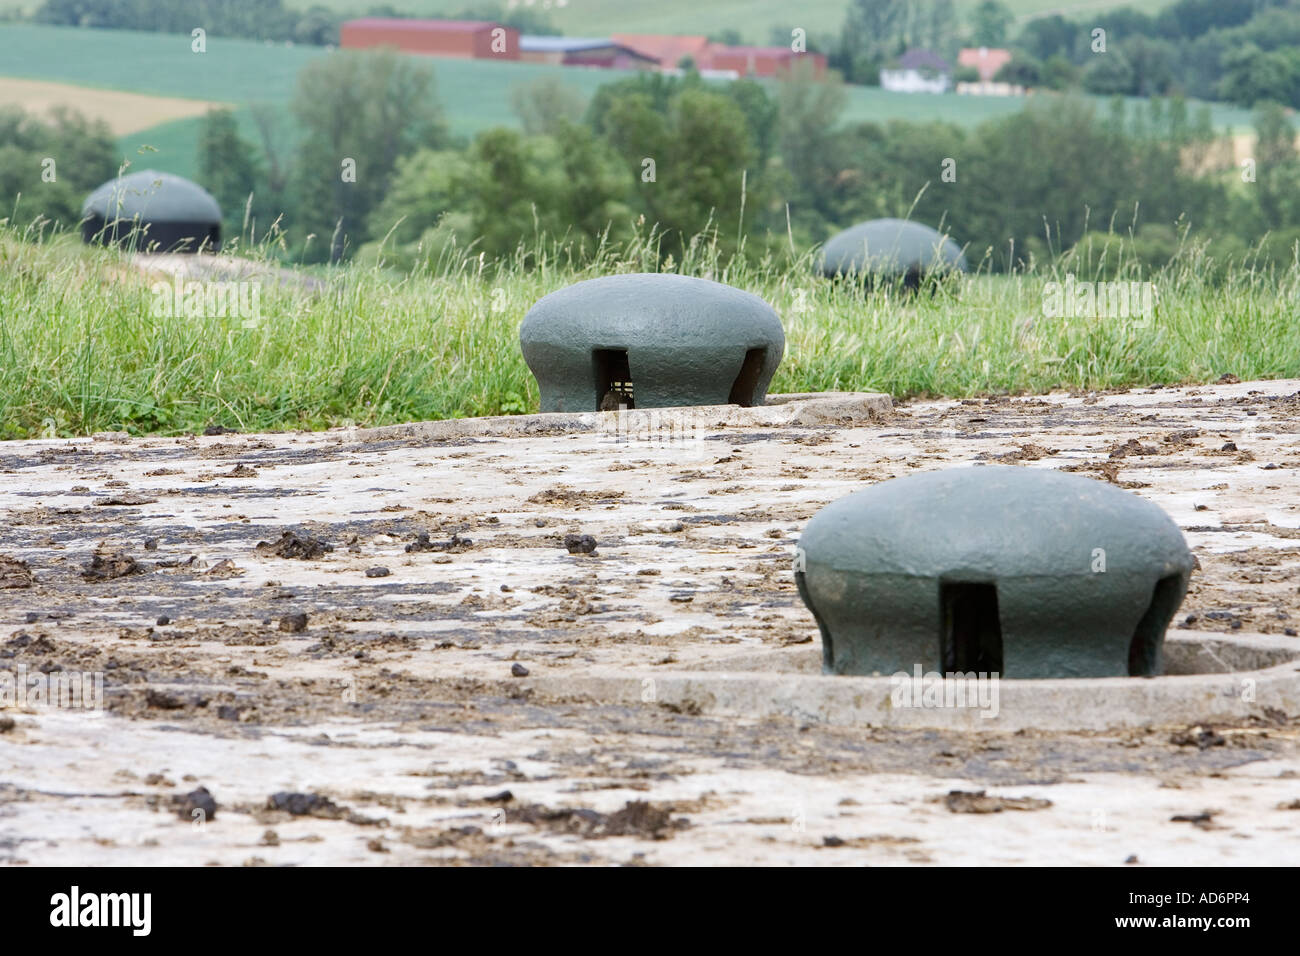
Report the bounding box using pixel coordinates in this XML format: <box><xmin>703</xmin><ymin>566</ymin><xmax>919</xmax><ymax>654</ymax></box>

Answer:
<box><xmin>610</xmin><ymin>33</ymin><xmax>712</xmax><ymax>67</ymax></box>
<box><xmin>895</xmin><ymin>48</ymin><xmax>951</xmax><ymax>73</ymax></box>
<box><xmin>519</xmin><ymin>36</ymin><xmax>650</xmax><ymax>55</ymax></box>
<box><xmin>342</xmin><ymin>18</ymin><xmax>503</xmax><ymax>33</ymax></box>
<box><xmin>710</xmin><ymin>45</ymin><xmax>798</xmax><ymax>58</ymax></box>
<box><xmin>520</xmin><ymin>36</ymin><xmax>609</xmax><ymax>52</ymax></box>
<box><xmin>958</xmin><ymin>46</ymin><xmax>1013</xmax><ymax>79</ymax></box>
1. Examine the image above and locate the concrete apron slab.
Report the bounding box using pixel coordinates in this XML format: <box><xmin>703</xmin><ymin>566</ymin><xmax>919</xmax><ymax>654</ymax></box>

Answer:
<box><xmin>348</xmin><ymin>387</ymin><xmax>1300</xmax><ymax>731</ymax></box>
<box><xmin>351</xmin><ymin>391</ymin><xmax>892</xmax><ymax>441</ymax></box>
<box><xmin>507</xmin><ymin>632</ymin><xmax>1300</xmax><ymax>733</ymax></box>
<box><xmin>4</xmin><ymin>382</ymin><xmax>1300</xmax><ymax>865</ymax></box>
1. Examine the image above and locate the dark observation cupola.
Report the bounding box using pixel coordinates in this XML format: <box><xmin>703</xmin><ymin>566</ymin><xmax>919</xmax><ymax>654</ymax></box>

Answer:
<box><xmin>820</xmin><ymin>218</ymin><xmax>966</xmax><ymax>288</ymax></box>
<box><xmin>81</xmin><ymin>170</ymin><xmax>222</xmax><ymax>253</ymax></box>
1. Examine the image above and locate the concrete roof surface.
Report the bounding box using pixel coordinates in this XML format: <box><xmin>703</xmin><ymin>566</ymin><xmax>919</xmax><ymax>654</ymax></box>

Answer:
<box><xmin>2</xmin><ymin>380</ymin><xmax>1299</xmax><ymax>864</ymax></box>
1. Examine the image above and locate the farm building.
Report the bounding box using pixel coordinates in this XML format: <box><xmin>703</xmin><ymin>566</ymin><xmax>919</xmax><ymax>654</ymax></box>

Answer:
<box><xmin>707</xmin><ymin>45</ymin><xmax>826</xmax><ymax>78</ymax></box>
<box><xmin>880</xmin><ymin>49</ymin><xmax>952</xmax><ymax>93</ymax></box>
<box><xmin>955</xmin><ymin>46</ymin><xmax>1024</xmax><ymax>95</ymax></box>
<box><xmin>340</xmin><ymin>18</ymin><xmax>519</xmax><ymax>60</ymax></box>
<box><xmin>610</xmin><ymin>33</ymin><xmax>713</xmax><ymax>70</ymax></box>
<box><xmin>339</xmin><ymin>22</ymin><xmax>817</xmax><ymax>77</ymax></box>
<box><xmin>519</xmin><ymin>36</ymin><xmax>657</xmax><ymax>69</ymax></box>
<box><xmin>958</xmin><ymin>46</ymin><xmax>1012</xmax><ymax>82</ymax></box>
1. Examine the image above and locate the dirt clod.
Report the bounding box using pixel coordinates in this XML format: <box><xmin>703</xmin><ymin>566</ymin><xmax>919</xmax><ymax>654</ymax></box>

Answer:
<box><xmin>406</xmin><ymin>532</ymin><xmax>473</xmax><ymax>553</ymax></box>
<box><xmin>1170</xmin><ymin>726</ymin><xmax>1226</xmax><ymax>749</ymax></box>
<box><xmin>206</xmin><ymin>558</ymin><xmax>244</xmax><ymax>578</ymax></box>
<box><xmin>145</xmin><ymin>689</ymin><xmax>186</xmax><ymax>710</ymax></box>
<box><xmin>1109</xmin><ymin>438</ymin><xmax>1159</xmax><ymax>458</ymax></box>
<box><xmin>941</xmin><ymin>790</ymin><xmax>1053</xmax><ymax>814</ymax></box>
<box><xmin>0</xmin><ymin>556</ymin><xmax>33</xmax><ymax>589</ymax></box>
<box><xmin>173</xmin><ymin>786</ymin><xmax>217</xmax><ymax>822</ymax></box>
<box><xmin>256</xmin><ymin>531</ymin><xmax>333</xmax><ymax>560</ymax></box>
<box><xmin>95</xmin><ymin>493</ymin><xmax>157</xmax><ymax>507</ymax></box>
<box><xmin>267</xmin><ymin>791</ymin><xmax>347</xmax><ymax>819</ymax></box>
<box><xmin>513</xmin><ymin>800</ymin><xmax>685</xmax><ymax>840</ymax></box>
<box><xmin>279</xmin><ymin>612</ymin><xmax>308</xmax><ymax>633</ymax></box>
<box><xmin>1170</xmin><ymin>809</ymin><xmax>1219</xmax><ymax>829</ymax></box>
<box><xmin>81</xmin><ymin>549</ymin><xmax>143</xmax><ymax>582</ymax></box>
<box><xmin>564</xmin><ymin>533</ymin><xmax>598</xmax><ymax>555</ymax></box>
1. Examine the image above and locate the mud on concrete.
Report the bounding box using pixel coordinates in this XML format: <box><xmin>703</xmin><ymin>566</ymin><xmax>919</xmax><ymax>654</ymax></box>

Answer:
<box><xmin>1</xmin><ymin>383</ymin><xmax>1300</xmax><ymax>865</ymax></box>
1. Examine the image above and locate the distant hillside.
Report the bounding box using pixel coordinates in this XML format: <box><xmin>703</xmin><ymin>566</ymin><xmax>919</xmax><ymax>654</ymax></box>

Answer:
<box><xmin>0</xmin><ymin>21</ymin><xmax>1257</xmax><ymax>182</ymax></box>
<box><xmin>284</xmin><ymin>0</ymin><xmax>1168</xmax><ymax>45</ymax></box>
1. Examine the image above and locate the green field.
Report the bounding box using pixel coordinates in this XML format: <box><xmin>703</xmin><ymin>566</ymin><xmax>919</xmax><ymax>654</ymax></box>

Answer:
<box><xmin>288</xmin><ymin>0</ymin><xmax>1165</xmax><ymax>44</ymax></box>
<box><xmin>0</xmin><ymin>22</ymin><xmax>629</xmax><ymax>177</ymax></box>
<box><xmin>0</xmin><ymin>22</ymin><xmax>1260</xmax><ymax>183</ymax></box>
<box><xmin>3</xmin><ymin>220</ymin><xmax>1297</xmax><ymax>438</ymax></box>
<box><xmin>834</xmin><ymin>87</ymin><xmax>1254</xmax><ymax>131</ymax></box>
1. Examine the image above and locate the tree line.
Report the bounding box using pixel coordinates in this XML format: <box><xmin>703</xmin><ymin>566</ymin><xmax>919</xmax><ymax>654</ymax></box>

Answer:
<box><xmin>6</xmin><ymin>49</ymin><xmax>1300</xmax><ymax>277</ymax></box>
<box><xmin>202</xmin><ymin>51</ymin><xmax>1299</xmax><ymax>275</ymax></box>
<box><xmin>23</xmin><ymin>0</ymin><xmax>560</xmax><ymax>44</ymax></box>
<box><xmin>822</xmin><ymin>0</ymin><xmax>1300</xmax><ymax>111</ymax></box>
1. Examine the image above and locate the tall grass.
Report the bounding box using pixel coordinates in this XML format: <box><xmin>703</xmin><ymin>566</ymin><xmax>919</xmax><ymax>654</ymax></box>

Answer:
<box><xmin>1</xmin><ymin>218</ymin><xmax>1298</xmax><ymax>438</ymax></box>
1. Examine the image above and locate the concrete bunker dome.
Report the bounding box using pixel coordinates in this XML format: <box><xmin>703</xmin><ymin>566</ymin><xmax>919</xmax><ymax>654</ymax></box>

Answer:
<box><xmin>81</xmin><ymin>170</ymin><xmax>222</xmax><ymax>253</ymax></box>
<box><xmin>820</xmin><ymin>218</ymin><xmax>967</xmax><ymax>285</ymax></box>
<box><xmin>519</xmin><ymin>273</ymin><xmax>785</xmax><ymax>412</ymax></box>
<box><xmin>795</xmin><ymin>466</ymin><xmax>1195</xmax><ymax>679</ymax></box>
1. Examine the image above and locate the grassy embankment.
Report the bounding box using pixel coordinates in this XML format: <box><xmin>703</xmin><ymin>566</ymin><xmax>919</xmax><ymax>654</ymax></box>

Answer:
<box><xmin>1</xmin><ymin>219</ymin><xmax>1297</xmax><ymax>439</ymax></box>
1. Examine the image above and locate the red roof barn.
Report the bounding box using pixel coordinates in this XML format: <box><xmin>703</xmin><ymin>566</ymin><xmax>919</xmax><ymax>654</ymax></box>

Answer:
<box><xmin>340</xmin><ymin>18</ymin><xmax>520</xmax><ymax>60</ymax></box>
<box><xmin>706</xmin><ymin>45</ymin><xmax>826</xmax><ymax>78</ymax></box>
<box><xmin>610</xmin><ymin>33</ymin><xmax>713</xmax><ymax>70</ymax></box>
<box><xmin>518</xmin><ymin>37</ymin><xmax>658</xmax><ymax>70</ymax></box>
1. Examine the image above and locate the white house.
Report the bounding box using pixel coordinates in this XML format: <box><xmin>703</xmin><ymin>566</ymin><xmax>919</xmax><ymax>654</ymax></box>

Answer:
<box><xmin>880</xmin><ymin>49</ymin><xmax>952</xmax><ymax>93</ymax></box>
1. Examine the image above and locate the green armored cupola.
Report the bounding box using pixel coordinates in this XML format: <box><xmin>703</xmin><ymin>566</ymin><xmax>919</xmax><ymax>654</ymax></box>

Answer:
<box><xmin>820</xmin><ymin>218</ymin><xmax>966</xmax><ymax>286</ymax></box>
<box><xmin>519</xmin><ymin>273</ymin><xmax>785</xmax><ymax>412</ymax></box>
<box><xmin>795</xmin><ymin>466</ymin><xmax>1195</xmax><ymax>679</ymax></box>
